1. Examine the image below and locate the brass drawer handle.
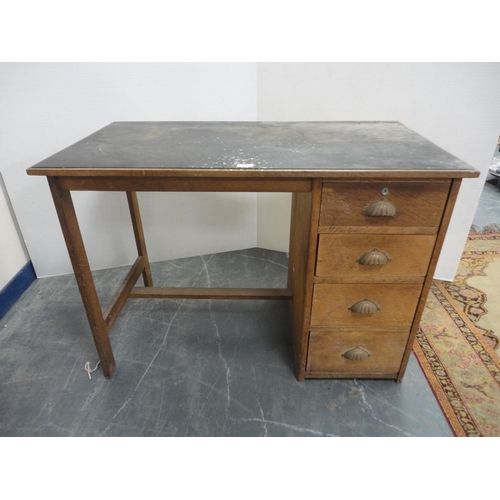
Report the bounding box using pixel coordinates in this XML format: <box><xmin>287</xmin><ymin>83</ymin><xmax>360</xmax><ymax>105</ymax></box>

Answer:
<box><xmin>357</xmin><ymin>249</ymin><xmax>391</xmax><ymax>266</ymax></box>
<box><xmin>342</xmin><ymin>347</ymin><xmax>371</xmax><ymax>361</ymax></box>
<box><xmin>363</xmin><ymin>199</ymin><xmax>397</xmax><ymax>217</ymax></box>
<box><xmin>348</xmin><ymin>299</ymin><xmax>381</xmax><ymax>314</ymax></box>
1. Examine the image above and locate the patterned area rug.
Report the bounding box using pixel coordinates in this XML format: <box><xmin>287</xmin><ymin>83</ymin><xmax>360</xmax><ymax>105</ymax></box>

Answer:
<box><xmin>414</xmin><ymin>232</ymin><xmax>500</xmax><ymax>436</ymax></box>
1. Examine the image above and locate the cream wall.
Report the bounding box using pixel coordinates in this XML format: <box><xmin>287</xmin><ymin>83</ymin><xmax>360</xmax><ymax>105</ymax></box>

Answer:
<box><xmin>256</xmin><ymin>62</ymin><xmax>500</xmax><ymax>280</ymax></box>
<box><xmin>0</xmin><ymin>63</ymin><xmax>258</xmax><ymax>278</ymax></box>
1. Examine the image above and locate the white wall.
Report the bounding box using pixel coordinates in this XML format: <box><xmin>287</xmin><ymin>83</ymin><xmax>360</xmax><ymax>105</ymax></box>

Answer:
<box><xmin>256</xmin><ymin>193</ymin><xmax>292</xmax><ymax>252</ymax></box>
<box><xmin>0</xmin><ymin>63</ymin><xmax>258</xmax><ymax>277</ymax></box>
<box><xmin>0</xmin><ymin>173</ymin><xmax>29</xmax><ymax>288</ymax></box>
<box><xmin>2</xmin><ymin>63</ymin><xmax>499</xmax><ymax>282</ymax></box>
<box><xmin>256</xmin><ymin>62</ymin><xmax>500</xmax><ymax>280</ymax></box>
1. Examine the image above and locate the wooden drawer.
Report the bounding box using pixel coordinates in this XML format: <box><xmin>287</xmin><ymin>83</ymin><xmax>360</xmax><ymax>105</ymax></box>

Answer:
<box><xmin>316</xmin><ymin>234</ymin><xmax>436</xmax><ymax>277</ymax></box>
<box><xmin>306</xmin><ymin>328</ymin><xmax>409</xmax><ymax>374</ymax></box>
<box><xmin>311</xmin><ymin>283</ymin><xmax>422</xmax><ymax>327</ymax></box>
<box><xmin>319</xmin><ymin>181</ymin><xmax>450</xmax><ymax>228</ymax></box>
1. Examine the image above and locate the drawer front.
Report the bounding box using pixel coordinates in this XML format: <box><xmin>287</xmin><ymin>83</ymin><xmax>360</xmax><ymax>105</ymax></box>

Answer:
<box><xmin>306</xmin><ymin>329</ymin><xmax>409</xmax><ymax>374</ymax></box>
<box><xmin>316</xmin><ymin>234</ymin><xmax>436</xmax><ymax>277</ymax></box>
<box><xmin>311</xmin><ymin>283</ymin><xmax>422</xmax><ymax>327</ymax></box>
<box><xmin>319</xmin><ymin>181</ymin><xmax>450</xmax><ymax>228</ymax></box>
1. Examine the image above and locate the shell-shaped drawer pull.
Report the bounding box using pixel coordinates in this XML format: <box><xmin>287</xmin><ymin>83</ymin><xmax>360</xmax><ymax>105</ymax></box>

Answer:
<box><xmin>357</xmin><ymin>249</ymin><xmax>391</xmax><ymax>266</ymax></box>
<box><xmin>362</xmin><ymin>199</ymin><xmax>397</xmax><ymax>217</ymax></box>
<box><xmin>348</xmin><ymin>299</ymin><xmax>381</xmax><ymax>314</ymax></box>
<box><xmin>342</xmin><ymin>347</ymin><xmax>371</xmax><ymax>361</ymax></box>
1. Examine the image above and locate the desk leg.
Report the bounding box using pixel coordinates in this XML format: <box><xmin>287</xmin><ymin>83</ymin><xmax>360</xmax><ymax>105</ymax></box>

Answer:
<box><xmin>48</xmin><ymin>177</ymin><xmax>116</xmax><ymax>378</ymax></box>
<box><xmin>126</xmin><ymin>192</ymin><xmax>153</xmax><ymax>287</ymax></box>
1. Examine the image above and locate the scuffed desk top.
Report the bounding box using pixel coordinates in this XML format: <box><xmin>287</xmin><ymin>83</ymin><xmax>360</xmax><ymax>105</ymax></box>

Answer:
<box><xmin>27</xmin><ymin>121</ymin><xmax>479</xmax><ymax>178</ymax></box>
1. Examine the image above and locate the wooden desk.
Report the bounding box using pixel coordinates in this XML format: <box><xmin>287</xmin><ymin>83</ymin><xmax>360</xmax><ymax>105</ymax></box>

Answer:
<box><xmin>27</xmin><ymin>122</ymin><xmax>479</xmax><ymax>381</ymax></box>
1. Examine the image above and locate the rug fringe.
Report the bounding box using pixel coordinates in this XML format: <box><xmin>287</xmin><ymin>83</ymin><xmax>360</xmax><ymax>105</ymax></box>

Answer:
<box><xmin>470</xmin><ymin>223</ymin><xmax>500</xmax><ymax>234</ymax></box>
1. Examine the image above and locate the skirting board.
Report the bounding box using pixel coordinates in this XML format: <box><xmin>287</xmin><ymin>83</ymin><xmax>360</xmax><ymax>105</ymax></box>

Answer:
<box><xmin>0</xmin><ymin>261</ymin><xmax>37</xmax><ymax>320</ymax></box>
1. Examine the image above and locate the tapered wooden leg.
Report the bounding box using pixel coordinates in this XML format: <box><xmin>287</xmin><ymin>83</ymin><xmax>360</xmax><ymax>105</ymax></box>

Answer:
<box><xmin>126</xmin><ymin>191</ymin><xmax>153</xmax><ymax>287</ymax></box>
<box><xmin>48</xmin><ymin>177</ymin><xmax>116</xmax><ymax>378</ymax></box>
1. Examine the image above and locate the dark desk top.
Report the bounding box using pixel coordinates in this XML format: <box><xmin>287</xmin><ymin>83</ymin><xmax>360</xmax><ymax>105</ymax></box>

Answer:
<box><xmin>27</xmin><ymin>121</ymin><xmax>479</xmax><ymax>178</ymax></box>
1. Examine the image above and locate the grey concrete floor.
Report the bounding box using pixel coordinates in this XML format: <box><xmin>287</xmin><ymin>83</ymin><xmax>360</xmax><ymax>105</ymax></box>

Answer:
<box><xmin>472</xmin><ymin>175</ymin><xmax>500</xmax><ymax>230</ymax></box>
<box><xmin>1</xmin><ymin>248</ymin><xmax>452</xmax><ymax>437</ymax></box>
<box><xmin>3</xmin><ymin>176</ymin><xmax>499</xmax><ymax>438</ymax></box>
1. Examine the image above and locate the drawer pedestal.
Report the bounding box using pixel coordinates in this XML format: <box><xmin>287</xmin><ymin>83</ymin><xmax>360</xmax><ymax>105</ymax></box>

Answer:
<box><xmin>290</xmin><ymin>178</ymin><xmax>461</xmax><ymax>382</ymax></box>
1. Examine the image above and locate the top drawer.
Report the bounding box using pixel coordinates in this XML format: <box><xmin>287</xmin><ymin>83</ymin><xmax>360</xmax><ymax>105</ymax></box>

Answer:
<box><xmin>319</xmin><ymin>181</ymin><xmax>450</xmax><ymax>228</ymax></box>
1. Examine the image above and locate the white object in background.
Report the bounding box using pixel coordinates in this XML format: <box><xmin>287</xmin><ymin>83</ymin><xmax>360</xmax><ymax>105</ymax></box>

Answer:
<box><xmin>0</xmin><ymin>173</ymin><xmax>29</xmax><ymax>289</ymax></box>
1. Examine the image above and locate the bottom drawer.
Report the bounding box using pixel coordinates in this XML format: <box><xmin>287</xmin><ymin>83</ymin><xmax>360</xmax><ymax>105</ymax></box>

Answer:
<box><xmin>306</xmin><ymin>328</ymin><xmax>410</xmax><ymax>375</ymax></box>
